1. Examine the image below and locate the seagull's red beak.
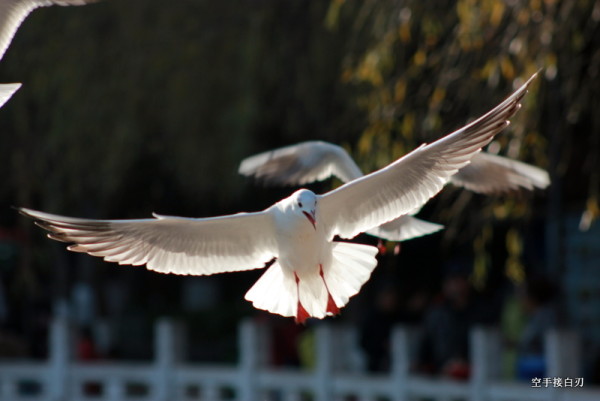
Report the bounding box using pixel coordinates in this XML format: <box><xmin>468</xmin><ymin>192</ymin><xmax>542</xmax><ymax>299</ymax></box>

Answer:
<box><xmin>303</xmin><ymin>211</ymin><xmax>316</xmax><ymax>229</ymax></box>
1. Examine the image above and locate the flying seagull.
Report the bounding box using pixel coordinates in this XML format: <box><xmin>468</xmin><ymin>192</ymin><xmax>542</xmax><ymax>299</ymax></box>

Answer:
<box><xmin>19</xmin><ymin>73</ymin><xmax>537</xmax><ymax>323</ymax></box>
<box><xmin>0</xmin><ymin>0</ymin><xmax>99</xmax><ymax>62</ymax></box>
<box><xmin>0</xmin><ymin>82</ymin><xmax>20</xmax><ymax>108</ymax></box>
<box><xmin>239</xmin><ymin>135</ymin><xmax>549</xmax><ymax>242</ymax></box>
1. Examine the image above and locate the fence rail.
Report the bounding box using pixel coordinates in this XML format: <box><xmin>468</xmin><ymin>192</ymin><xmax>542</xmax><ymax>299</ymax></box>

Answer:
<box><xmin>0</xmin><ymin>318</ymin><xmax>598</xmax><ymax>401</ymax></box>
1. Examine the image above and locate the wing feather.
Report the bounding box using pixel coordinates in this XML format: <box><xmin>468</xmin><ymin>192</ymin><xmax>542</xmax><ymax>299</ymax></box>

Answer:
<box><xmin>319</xmin><ymin>73</ymin><xmax>537</xmax><ymax>240</ymax></box>
<box><xmin>0</xmin><ymin>0</ymin><xmax>98</xmax><ymax>62</ymax></box>
<box><xmin>366</xmin><ymin>215</ymin><xmax>444</xmax><ymax>242</ymax></box>
<box><xmin>19</xmin><ymin>207</ymin><xmax>278</xmax><ymax>275</ymax></box>
<box><xmin>450</xmin><ymin>152</ymin><xmax>550</xmax><ymax>193</ymax></box>
<box><xmin>0</xmin><ymin>82</ymin><xmax>21</xmax><ymax>108</ymax></box>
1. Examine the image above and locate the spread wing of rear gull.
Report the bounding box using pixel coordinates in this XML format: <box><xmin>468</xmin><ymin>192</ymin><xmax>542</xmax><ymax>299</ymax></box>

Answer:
<box><xmin>240</xmin><ymin>141</ymin><xmax>549</xmax><ymax>194</ymax></box>
<box><xmin>450</xmin><ymin>151</ymin><xmax>549</xmax><ymax>193</ymax></box>
<box><xmin>0</xmin><ymin>0</ymin><xmax>99</xmax><ymax>62</ymax></box>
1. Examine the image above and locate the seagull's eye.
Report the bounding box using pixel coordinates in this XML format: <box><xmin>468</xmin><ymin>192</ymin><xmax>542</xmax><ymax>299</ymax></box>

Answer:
<box><xmin>298</xmin><ymin>202</ymin><xmax>303</xmax><ymax>208</ymax></box>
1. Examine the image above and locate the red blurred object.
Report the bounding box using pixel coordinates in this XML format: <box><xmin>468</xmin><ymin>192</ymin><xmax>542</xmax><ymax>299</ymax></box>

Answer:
<box><xmin>377</xmin><ymin>240</ymin><xmax>387</xmax><ymax>255</ymax></box>
<box><xmin>443</xmin><ymin>359</ymin><xmax>471</xmax><ymax>380</ymax></box>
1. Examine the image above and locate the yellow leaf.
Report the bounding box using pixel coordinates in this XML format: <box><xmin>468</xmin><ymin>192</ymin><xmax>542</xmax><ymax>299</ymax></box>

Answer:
<box><xmin>324</xmin><ymin>0</ymin><xmax>345</xmax><ymax>30</ymax></box>
<box><xmin>506</xmin><ymin>257</ymin><xmax>525</xmax><ymax>284</ymax></box>
<box><xmin>394</xmin><ymin>79</ymin><xmax>407</xmax><ymax>103</ymax></box>
<box><xmin>358</xmin><ymin>128</ymin><xmax>375</xmax><ymax>155</ymax></box>
<box><xmin>472</xmin><ymin>253</ymin><xmax>488</xmax><ymax>290</ymax></box>
<box><xmin>401</xmin><ymin>112</ymin><xmax>415</xmax><ymax>138</ymax></box>
<box><xmin>506</xmin><ymin>228</ymin><xmax>522</xmax><ymax>256</ymax></box>
<box><xmin>357</xmin><ymin>52</ymin><xmax>384</xmax><ymax>86</ymax></box>
<box><xmin>490</xmin><ymin>1</ymin><xmax>505</xmax><ymax>27</ymax></box>
<box><xmin>391</xmin><ymin>141</ymin><xmax>406</xmax><ymax>160</ymax></box>
<box><xmin>340</xmin><ymin>68</ymin><xmax>354</xmax><ymax>83</ymax></box>
<box><xmin>493</xmin><ymin>202</ymin><xmax>509</xmax><ymax>219</ymax></box>
<box><xmin>399</xmin><ymin>24</ymin><xmax>411</xmax><ymax>43</ymax></box>
<box><xmin>517</xmin><ymin>9</ymin><xmax>530</xmax><ymax>25</ymax></box>
<box><xmin>500</xmin><ymin>56</ymin><xmax>515</xmax><ymax>80</ymax></box>
<box><xmin>413</xmin><ymin>50</ymin><xmax>427</xmax><ymax>67</ymax></box>
<box><xmin>587</xmin><ymin>196</ymin><xmax>600</xmax><ymax>215</ymax></box>
<box><xmin>429</xmin><ymin>87</ymin><xmax>446</xmax><ymax>109</ymax></box>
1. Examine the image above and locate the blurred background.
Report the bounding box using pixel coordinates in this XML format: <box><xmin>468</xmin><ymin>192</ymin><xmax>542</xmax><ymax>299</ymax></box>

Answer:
<box><xmin>0</xmin><ymin>0</ymin><xmax>599</xmax><ymax>391</ymax></box>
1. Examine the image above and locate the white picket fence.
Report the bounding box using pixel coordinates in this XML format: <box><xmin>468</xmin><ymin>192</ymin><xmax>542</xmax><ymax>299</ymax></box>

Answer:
<box><xmin>0</xmin><ymin>318</ymin><xmax>599</xmax><ymax>401</ymax></box>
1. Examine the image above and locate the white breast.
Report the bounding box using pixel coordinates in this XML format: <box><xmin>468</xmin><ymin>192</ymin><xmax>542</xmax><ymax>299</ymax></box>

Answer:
<box><xmin>273</xmin><ymin>208</ymin><xmax>331</xmax><ymax>276</ymax></box>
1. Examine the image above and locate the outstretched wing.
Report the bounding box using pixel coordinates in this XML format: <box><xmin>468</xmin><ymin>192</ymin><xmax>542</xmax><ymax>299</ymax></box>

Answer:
<box><xmin>19</xmin><ymin>207</ymin><xmax>278</xmax><ymax>275</ymax></box>
<box><xmin>239</xmin><ymin>141</ymin><xmax>363</xmax><ymax>185</ymax></box>
<box><xmin>0</xmin><ymin>0</ymin><xmax>98</xmax><ymax>62</ymax></box>
<box><xmin>319</xmin><ymin>73</ymin><xmax>537</xmax><ymax>240</ymax></box>
<box><xmin>0</xmin><ymin>82</ymin><xmax>20</xmax><ymax>108</ymax></box>
<box><xmin>450</xmin><ymin>151</ymin><xmax>550</xmax><ymax>194</ymax></box>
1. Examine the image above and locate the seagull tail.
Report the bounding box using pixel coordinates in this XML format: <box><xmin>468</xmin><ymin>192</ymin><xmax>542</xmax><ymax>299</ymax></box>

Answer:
<box><xmin>324</xmin><ymin>241</ymin><xmax>379</xmax><ymax>310</ymax></box>
<box><xmin>244</xmin><ymin>261</ymin><xmax>297</xmax><ymax>319</ymax></box>
<box><xmin>244</xmin><ymin>242</ymin><xmax>378</xmax><ymax>323</ymax></box>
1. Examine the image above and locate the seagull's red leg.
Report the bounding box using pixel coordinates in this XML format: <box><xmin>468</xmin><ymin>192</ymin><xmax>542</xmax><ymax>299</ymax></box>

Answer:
<box><xmin>377</xmin><ymin>240</ymin><xmax>387</xmax><ymax>255</ymax></box>
<box><xmin>294</xmin><ymin>272</ymin><xmax>309</xmax><ymax>324</ymax></box>
<box><xmin>319</xmin><ymin>264</ymin><xmax>340</xmax><ymax>315</ymax></box>
<box><xmin>394</xmin><ymin>243</ymin><xmax>401</xmax><ymax>255</ymax></box>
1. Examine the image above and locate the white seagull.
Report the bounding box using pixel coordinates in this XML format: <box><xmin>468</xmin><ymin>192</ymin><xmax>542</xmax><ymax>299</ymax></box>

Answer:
<box><xmin>239</xmin><ymin>136</ymin><xmax>549</xmax><ymax>242</ymax></box>
<box><xmin>0</xmin><ymin>82</ymin><xmax>20</xmax><ymax>108</ymax></box>
<box><xmin>19</xmin><ymin>73</ymin><xmax>537</xmax><ymax>323</ymax></box>
<box><xmin>0</xmin><ymin>0</ymin><xmax>99</xmax><ymax>62</ymax></box>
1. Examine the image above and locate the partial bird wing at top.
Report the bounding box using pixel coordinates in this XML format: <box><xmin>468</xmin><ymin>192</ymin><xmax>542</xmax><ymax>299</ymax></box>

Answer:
<box><xmin>239</xmin><ymin>141</ymin><xmax>364</xmax><ymax>185</ymax></box>
<box><xmin>0</xmin><ymin>0</ymin><xmax>98</xmax><ymax>62</ymax></box>
<box><xmin>449</xmin><ymin>151</ymin><xmax>550</xmax><ymax>194</ymax></box>
<box><xmin>0</xmin><ymin>82</ymin><xmax>20</xmax><ymax>108</ymax></box>
<box><xmin>19</xmin><ymin>207</ymin><xmax>278</xmax><ymax>275</ymax></box>
<box><xmin>319</xmin><ymin>73</ymin><xmax>537</xmax><ymax>240</ymax></box>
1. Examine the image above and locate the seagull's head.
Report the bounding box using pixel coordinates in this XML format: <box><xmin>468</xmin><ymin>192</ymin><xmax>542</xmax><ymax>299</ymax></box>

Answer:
<box><xmin>292</xmin><ymin>189</ymin><xmax>317</xmax><ymax>229</ymax></box>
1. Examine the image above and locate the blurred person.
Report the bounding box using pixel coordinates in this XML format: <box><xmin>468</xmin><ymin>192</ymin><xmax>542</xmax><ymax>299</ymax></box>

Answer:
<box><xmin>72</xmin><ymin>282</ymin><xmax>96</xmax><ymax>327</ymax></box>
<box><xmin>416</xmin><ymin>271</ymin><xmax>490</xmax><ymax>380</ymax></box>
<box><xmin>516</xmin><ymin>276</ymin><xmax>558</xmax><ymax>380</ymax></box>
<box><xmin>500</xmin><ymin>287</ymin><xmax>527</xmax><ymax>380</ymax></box>
<box><xmin>270</xmin><ymin>317</ymin><xmax>305</xmax><ymax>367</ymax></box>
<box><xmin>77</xmin><ymin>326</ymin><xmax>100</xmax><ymax>361</ymax></box>
<box><xmin>77</xmin><ymin>326</ymin><xmax>102</xmax><ymax>395</ymax></box>
<box><xmin>0</xmin><ymin>328</ymin><xmax>28</xmax><ymax>358</ymax></box>
<box><xmin>398</xmin><ymin>288</ymin><xmax>430</xmax><ymax>325</ymax></box>
<box><xmin>297</xmin><ymin>320</ymin><xmax>317</xmax><ymax>370</ymax></box>
<box><xmin>359</xmin><ymin>284</ymin><xmax>400</xmax><ymax>372</ymax></box>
